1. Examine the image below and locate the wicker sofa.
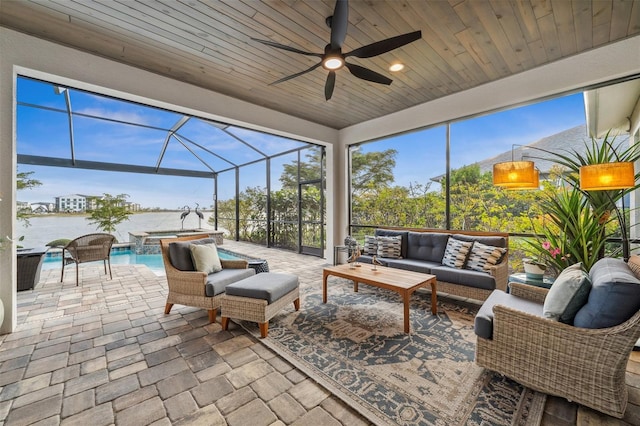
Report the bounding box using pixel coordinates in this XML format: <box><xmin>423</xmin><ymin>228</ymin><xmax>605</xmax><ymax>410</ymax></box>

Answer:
<box><xmin>160</xmin><ymin>235</ymin><xmax>255</xmax><ymax>323</ymax></box>
<box><xmin>357</xmin><ymin>228</ymin><xmax>509</xmax><ymax>301</ymax></box>
<box><xmin>475</xmin><ymin>258</ymin><xmax>640</xmax><ymax>418</ymax></box>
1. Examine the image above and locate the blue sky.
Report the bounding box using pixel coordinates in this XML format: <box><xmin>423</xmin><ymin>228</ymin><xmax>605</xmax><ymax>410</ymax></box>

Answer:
<box><xmin>17</xmin><ymin>77</ymin><xmax>586</xmax><ymax>208</ymax></box>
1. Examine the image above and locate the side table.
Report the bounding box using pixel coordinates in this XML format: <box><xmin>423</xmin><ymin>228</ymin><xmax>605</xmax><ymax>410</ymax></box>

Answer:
<box><xmin>247</xmin><ymin>259</ymin><xmax>270</xmax><ymax>274</ymax></box>
<box><xmin>17</xmin><ymin>247</ymin><xmax>48</xmax><ymax>291</ymax></box>
<box><xmin>508</xmin><ymin>272</ymin><xmax>554</xmax><ymax>292</ymax></box>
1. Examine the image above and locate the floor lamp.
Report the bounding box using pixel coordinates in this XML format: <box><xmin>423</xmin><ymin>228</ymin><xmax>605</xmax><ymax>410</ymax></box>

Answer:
<box><xmin>580</xmin><ymin>161</ymin><xmax>635</xmax><ymax>261</ymax></box>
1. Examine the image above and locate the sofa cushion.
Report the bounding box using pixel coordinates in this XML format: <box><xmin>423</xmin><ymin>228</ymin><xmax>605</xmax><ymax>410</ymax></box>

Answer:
<box><xmin>205</xmin><ymin>268</ymin><xmax>256</xmax><ymax>297</ymax></box>
<box><xmin>441</xmin><ymin>237</ymin><xmax>473</xmax><ymax>269</ymax></box>
<box><xmin>574</xmin><ymin>258</ymin><xmax>640</xmax><ymax>329</ymax></box>
<box><xmin>384</xmin><ymin>258</ymin><xmax>442</xmax><ymax>274</ymax></box>
<box><xmin>465</xmin><ymin>241</ymin><xmax>507</xmax><ymax>273</ymax></box>
<box><xmin>190</xmin><ymin>243</ymin><xmax>222</xmax><ymax>274</ymax></box>
<box><xmin>374</xmin><ymin>229</ymin><xmax>409</xmax><ymax>258</ymax></box>
<box><xmin>543</xmin><ymin>263</ymin><xmax>591</xmax><ymax>324</ymax></box>
<box><xmin>363</xmin><ymin>236</ymin><xmax>378</xmax><ymax>255</ymax></box>
<box><xmin>474</xmin><ymin>290</ymin><xmax>544</xmax><ymax>339</ymax></box>
<box><xmin>376</xmin><ymin>235</ymin><xmax>402</xmax><ymax>259</ymax></box>
<box><xmin>168</xmin><ymin>238</ymin><xmax>217</xmax><ymax>271</ymax></box>
<box><xmin>453</xmin><ymin>234</ymin><xmax>507</xmax><ymax>248</ymax></box>
<box><xmin>406</xmin><ymin>232</ymin><xmax>449</xmax><ymax>263</ymax></box>
<box><xmin>431</xmin><ymin>265</ymin><xmax>496</xmax><ymax>290</ymax></box>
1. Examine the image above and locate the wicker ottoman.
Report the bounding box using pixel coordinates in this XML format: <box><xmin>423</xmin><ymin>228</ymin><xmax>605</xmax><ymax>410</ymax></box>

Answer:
<box><xmin>220</xmin><ymin>273</ymin><xmax>300</xmax><ymax>338</ymax></box>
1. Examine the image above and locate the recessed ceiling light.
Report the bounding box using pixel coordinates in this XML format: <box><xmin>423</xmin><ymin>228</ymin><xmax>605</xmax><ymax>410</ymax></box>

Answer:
<box><xmin>389</xmin><ymin>63</ymin><xmax>404</xmax><ymax>72</ymax></box>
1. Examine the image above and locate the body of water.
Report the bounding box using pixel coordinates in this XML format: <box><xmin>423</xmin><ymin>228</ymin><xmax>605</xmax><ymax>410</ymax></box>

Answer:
<box><xmin>42</xmin><ymin>246</ymin><xmax>241</xmax><ymax>275</ymax></box>
<box><xmin>16</xmin><ymin>211</ymin><xmax>217</xmax><ymax>248</ymax></box>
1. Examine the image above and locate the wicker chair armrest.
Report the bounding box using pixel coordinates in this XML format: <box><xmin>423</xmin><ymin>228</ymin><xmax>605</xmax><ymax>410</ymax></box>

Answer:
<box><xmin>492</xmin><ymin>304</ymin><xmax>640</xmax><ymax>352</ymax></box>
<box><xmin>165</xmin><ymin>269</ymin><xmax>207</xmax><ymax>296</ymax></box>
<box><xmin>487</xmin><ymin>256</ymin><xmax>509</xmax><ymax>292</ymax></box>
<box><xmin>221</xmin><ymin>259</ymin><xmax>249</xmax><ymax>269</ymax></box>
<box><xmin>508</xmin><ymin>282</ymin><xmax>549</xmax><ymax>303</ymax></box>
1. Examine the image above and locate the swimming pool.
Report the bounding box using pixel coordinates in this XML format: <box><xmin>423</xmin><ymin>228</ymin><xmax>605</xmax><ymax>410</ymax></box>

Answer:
<box><xmin>42</xmin><ymin>248</ymin><xmax>243</xmax><ymax>275</ymax></box>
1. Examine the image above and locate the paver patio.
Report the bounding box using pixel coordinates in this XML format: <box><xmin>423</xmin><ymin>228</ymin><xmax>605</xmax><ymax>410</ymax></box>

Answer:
<box><xmin>1</xmin><ymin>240</ymin><xmax>638</xmax><ymax>425</ymax></box>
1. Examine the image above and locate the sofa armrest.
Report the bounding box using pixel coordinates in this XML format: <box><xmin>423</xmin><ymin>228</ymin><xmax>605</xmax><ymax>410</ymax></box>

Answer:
<box><xmin>508</xmin><ymin>282</ymin><xmax>549</xmax><ymax>304</ymax></box>
<box><xmin>221</xmin><ymin>259</ymin><xmax>249</xmax><ymax>269</ymax></box>
<box><xmin>487</xmin><ymin>257</ymin><xmax>509</xmax><ymax>292</ymax></box>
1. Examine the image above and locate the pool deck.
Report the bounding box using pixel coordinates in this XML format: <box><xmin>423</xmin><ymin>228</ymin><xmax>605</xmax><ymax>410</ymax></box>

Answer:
<box><xmin>3</xmin><ymin>240</ymin><xmax>639</xmax><ymax>425</ymax></box>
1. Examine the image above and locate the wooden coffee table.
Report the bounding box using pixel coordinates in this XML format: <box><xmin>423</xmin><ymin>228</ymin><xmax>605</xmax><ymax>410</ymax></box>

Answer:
<box><xmin>322</xmin><ymin>263</ymin><xmax>437</xmax><ymax>333</ymax></box>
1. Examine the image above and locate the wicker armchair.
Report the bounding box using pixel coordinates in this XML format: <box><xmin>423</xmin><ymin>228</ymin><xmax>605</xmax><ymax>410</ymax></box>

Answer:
<box><xmin>476</xmin><ymin>283</ymin><xmax>640</xmax><ymax>418</ymax></box>
<box><xmin>61</xmin><ymin>233</ymin><xmax>116</xmax><ymax>286</ymax></box>
<box><xmin>160</xmin><ymin>235</ymin><xmax>249</xmax><ymax>323</ymax></box>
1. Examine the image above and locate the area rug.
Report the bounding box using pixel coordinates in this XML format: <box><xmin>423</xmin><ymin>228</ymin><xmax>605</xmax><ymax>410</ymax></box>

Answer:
<box><xmin>240</xmin><ymin>278</ymin><xmax>546</xmax><ymax>426</ymax></box>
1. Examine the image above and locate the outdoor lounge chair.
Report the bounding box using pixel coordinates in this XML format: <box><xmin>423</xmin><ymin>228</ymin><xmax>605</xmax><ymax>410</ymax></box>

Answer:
<box><xmin>61</xmin><ymin>233</ymin><xmax>116</xmax><ymax>286</ymax></box>
<box><xmin>475</xmin><ymin>282</ymin><xmax>640</xmax><ymax>418</ymax></box>
<box><xmin>160</xmin><ymin>234</ymin><xmax>252</xmax><ymax>323</ymax></box>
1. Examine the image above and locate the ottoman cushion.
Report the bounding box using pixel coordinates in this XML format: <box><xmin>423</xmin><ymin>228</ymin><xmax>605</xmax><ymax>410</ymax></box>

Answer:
<box><xmin>225</xmin><ymin>273</ymin><xmax>299</xmax><ymax>304</ymax></box>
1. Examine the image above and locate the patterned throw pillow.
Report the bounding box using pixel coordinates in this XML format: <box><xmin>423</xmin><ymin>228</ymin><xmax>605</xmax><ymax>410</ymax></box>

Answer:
<box><xmin>628</xmin><ymin>255</ymin><xmax>640</xmax><ymax>280</ymax></box>
<box><xmin>442</xmin><ymin>237</ymin><xmax>473</xmax><ymax>269</ymax></box>
<box><xmin>363</xmin><ymin>236</ymin><xmax>378</xmax><ymax>255</ymax></box>
<box><xmin>465</xmin><ymin>241</ymin><xmax>507</xmax><ymax>273</ymax></box>
<box><xmin>376</xmin><ymin>235</ymin><xmax>402</xmax><ymax>259</ymax></box>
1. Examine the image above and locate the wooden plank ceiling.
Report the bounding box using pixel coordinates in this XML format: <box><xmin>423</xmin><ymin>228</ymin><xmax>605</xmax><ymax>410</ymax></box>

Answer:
<box><xmin>2</xmin><ymin>0</ymin><xmax>639</xmax><ymax>129</ymax></box>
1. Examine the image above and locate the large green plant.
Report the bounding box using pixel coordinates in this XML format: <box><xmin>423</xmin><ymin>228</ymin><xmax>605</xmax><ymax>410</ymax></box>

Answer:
<box><xmin>526</xmin><ymin>186</ymin><xmax>611</xmax><ymax>274</ymax></box>
<box><xmin>527</xmin><ymin>131</ymin><xmax>640</xmax><ymax>271</ymax></box>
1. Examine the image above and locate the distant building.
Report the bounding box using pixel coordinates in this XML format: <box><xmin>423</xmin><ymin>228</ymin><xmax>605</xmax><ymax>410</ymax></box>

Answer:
<box><xmin>55</xmin><ymin>194</ymin><xmax>87</xmax><ymax>212</ymax></box>
<box><xmin>126</xmin><ymin>202</ymin><xmax>141</xmax><ymax>212</ymax></box>
<box><xmin>30</xmin><ymin>202</ymin><xmax>54</xmax><ymax>213</ymax></box>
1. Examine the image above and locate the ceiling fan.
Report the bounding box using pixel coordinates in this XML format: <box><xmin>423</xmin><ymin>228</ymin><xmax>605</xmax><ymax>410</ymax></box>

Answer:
<box><xmin>251</xmin><ymin>0</ymin><xmax>422</xmax><ymax>101</ymax></box>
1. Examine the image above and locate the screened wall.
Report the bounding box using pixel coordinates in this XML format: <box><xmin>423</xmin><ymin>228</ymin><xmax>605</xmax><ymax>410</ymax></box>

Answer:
<box><xmin>16</xmin><ymin>76</ymin><xmax>326</xmax><ymax>255</ymax></box>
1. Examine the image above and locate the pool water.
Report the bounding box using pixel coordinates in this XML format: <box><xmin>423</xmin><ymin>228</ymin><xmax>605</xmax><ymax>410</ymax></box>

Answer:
<box><xmin>42</xmin><ymin>248</ymin><xmax>241</xmax><ymax>275</ymax></box>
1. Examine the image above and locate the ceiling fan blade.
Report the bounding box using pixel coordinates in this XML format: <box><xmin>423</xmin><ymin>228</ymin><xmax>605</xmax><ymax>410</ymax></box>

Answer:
<box><xmin>270</xmin><ymin>62</ymin><xmax>322</xmax><ymax>85</ymax></box>
<box><xmin>251</xmin><ymin>38</ymin><xmax>322</xmax><ymax>57</ymax></box>
<box><xmin>345</xmin><ymin>63</ymin><xmax>392</xmax><ymax>85</ymax></box>
<box><xmin>330</xmin><ymin>0</ymin><xmax>349</xmax><ymax>49</ymax></box>
<box><xmin>325</xmin><ymin>71</ymin><xmax>336</xmax><ymax>100</ymax></box>
<box><xmin>344</xmin><ymin>30</ymin><xmax>422</xmax><ymax>58</ymax></box>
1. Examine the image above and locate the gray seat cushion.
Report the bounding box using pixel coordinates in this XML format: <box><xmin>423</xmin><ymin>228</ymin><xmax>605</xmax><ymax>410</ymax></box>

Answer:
<box><xmin>168</xmin><ymin>238</ymin><xmax>217</xmax><ymax>271</ymax></box>
<box><xmin>384</xmin><ymin>258</ymin><xmax>441</xmax><ymax>274</ymax></box>
<box><xmin>205</xmin><ymin>268</ymin><xmax>255</xmax><ymax>297</ymax></box>
<box><xmin>406</xmin><ymin>232</ymin><xmax>449</xmax><ymax>263</ymax></box>
<box><xmin>225</xmin><ymin>272</ymin><xmax>299</xmax><ymax>304</ymax></box>
<box><xmin>430</xmin><ymin>265</ymin><xmax>496</xmax><ymax>290</ymax></box>
<box><xmin>474</xmin><ymin>290</ymin><xmax>544</xmax><ymax>339</ymax></box>
<box><xmin>574</xmin><ymin>258</ymin><xmax>640</xmax><ymax>329</ymax></box>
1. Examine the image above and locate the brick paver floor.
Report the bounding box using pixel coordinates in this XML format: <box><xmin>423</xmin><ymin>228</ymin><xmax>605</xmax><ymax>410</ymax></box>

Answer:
<box><xmin>1</xmin><ymin>240</ymin><xmax>638</xmax><ymax>425</ymax></box>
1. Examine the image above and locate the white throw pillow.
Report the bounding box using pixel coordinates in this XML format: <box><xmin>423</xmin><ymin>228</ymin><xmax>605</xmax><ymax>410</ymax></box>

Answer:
<box><xmin>190</xmin><ymin>243</ymin><xmax>222</xmax><ymax>274</ymax></box>
<box><xmin>543</xmin><ymin>262</ymin><xmax>591</xmax><ymax>324</ymax></box>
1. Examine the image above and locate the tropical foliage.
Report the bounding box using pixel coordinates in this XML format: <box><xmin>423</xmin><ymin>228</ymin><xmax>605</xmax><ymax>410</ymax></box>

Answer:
<box><xmin>86</xmin><ymin>193</ymin><xmax>132</xmax><ymax>235</ymax></box>
<box><xmin>213</xmin><ymin>132</ymin><xmax>638</xmax><ymax>275</ymax></box>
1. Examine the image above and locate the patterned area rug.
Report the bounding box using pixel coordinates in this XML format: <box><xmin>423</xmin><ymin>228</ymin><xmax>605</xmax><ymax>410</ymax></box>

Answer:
<box><xmin>241</xmin><ymin>277</ymin><xmax>546</xmax><ymax>426</ymax></box>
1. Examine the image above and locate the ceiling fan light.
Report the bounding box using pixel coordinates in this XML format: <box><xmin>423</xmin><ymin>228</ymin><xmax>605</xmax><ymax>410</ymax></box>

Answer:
<box><xmin>323</xmin><ymin>56</ymin><xmax>344</xmax><ymax>70</ymax></box>
<box><xmin>389</xmin><ymin>63</ymin><xmax>404</xmax><ymax>72</ymax></box>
